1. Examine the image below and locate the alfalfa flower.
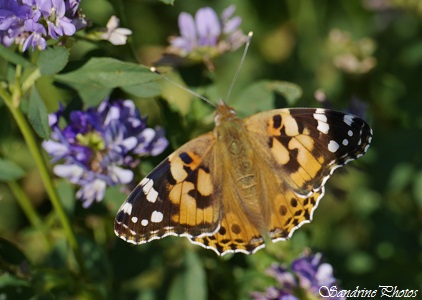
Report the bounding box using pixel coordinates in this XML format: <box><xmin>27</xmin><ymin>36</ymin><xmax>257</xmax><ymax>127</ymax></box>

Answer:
<box><xmin>0</xmin><ymin>0</ymin><xmax>86</xmax><ymax>51</ymax></box>
<box><xmin>251</xmin><ymin>252</ymin><xmax>345</xmax><ymax>300</ymax></box>
<box><xmin>163</xmin><ymin>5</ymin><xmax>247</xmax><ymax>67</ymax></box>
<box><xmin>42</xmin><ymin>99</ymin><xmax>168</xmax><ymax>208</ymax></box>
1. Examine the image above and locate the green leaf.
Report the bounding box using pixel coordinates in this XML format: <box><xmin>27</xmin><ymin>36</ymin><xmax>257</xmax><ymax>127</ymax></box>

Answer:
<box><xmin>27</xmin><ymin>87</ymin><xmax>50</xmax><ymax>139</ymax></box>
<box><xmin>0</xmin><ymin>158</ymin><xmax>25</xmax><ymax>181</ymax></box>
<box><xmin>168</xmin><ymin>251</ymin><xmax>206</xmax><ymax>300</ymax></box>
<box><xmin>234</xmin><ymin>80</ymin><xmax>275</xmax><ymax>117</ymax></box>
<box><xmin>234</xmin><ymin>80</ymin><xmax>302</xmax><ymax>117</ymax></box>
<box><xmin>271</xmin><ymin>81</ymin><xmax>302</xmax><ymax>104</ymax></box>
<box><xmin>55</xmin><ymin>58</ymin><xmax>160</xmax><ymax>104</ymax></box>
<box><xmin>38</xmin><ymin>47</ymin><xmax>69</xmax><ymax>75</ymax></box>
<box><xmin>122</xmin><ymin>81</ymin><xmax>161</xmax><ymax>98</ymax></box>
<box><xmin>0</xmin><ymin>44</ymin><xmax>32</xmax><ymax>68</ymax></box>
<box><xmin>78</xmin><ymin>85</ymin><xmax>113</xmax><ymax>106</ymax></box>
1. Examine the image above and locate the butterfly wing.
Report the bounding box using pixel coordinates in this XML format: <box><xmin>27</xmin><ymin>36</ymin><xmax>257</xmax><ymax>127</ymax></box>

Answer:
<box><xmin>243</xmin><ymin>108</ymin><xmax>372</xmax><ymax>243</ymax></box>
<box><xmin>189</xmin><ymin>167</ymin><xmax>266</xmax><ymax>255</ymax></box>
<box><xmin>244</xmin><ymin>108</ymin><xmax>372</xmax><ymax>196</ymax></box>
<box><xmin>189</xmin><ymin>180</ymin><xmax>324</xmax><ymax>255</ymax></box>
<box><xmin>114</xmin><ymin>132</ymin><xmax>222</xmax><ymax>245</ymax></box>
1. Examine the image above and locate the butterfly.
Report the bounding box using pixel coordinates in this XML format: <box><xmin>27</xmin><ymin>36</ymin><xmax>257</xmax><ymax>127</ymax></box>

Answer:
<box><xmin>114</xmin><ymin>99</ymin><xmax>372</xmax><ymax>256</ymax></box>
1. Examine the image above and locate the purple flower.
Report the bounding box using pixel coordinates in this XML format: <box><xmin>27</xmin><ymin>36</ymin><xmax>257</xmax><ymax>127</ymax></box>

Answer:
<box><xmin>251</xmin><ymin>252</ymin><xmax>345</xmax><ymax>300</ymax></box>
<box><xmin>42</xmin><ymin>99</ymin><xmax>169</xmax><ymax>208</ymax></box>
<box><xmin>22</xmin><ymin>19</ymin><xmax>46</xmax><ymax>51</ymax></box>
<box><xmin>43</xmin><ymin>0</ymin><xmax>76</xmax><ymax>39</ymax></box>
<box><xmin>166</xmin><ymin>5</ymin><xmax>247</xmax><ymax>63</ymax></box>
<box><xmin>0</xmin><ymin>0</ymin><xmax>85</xmax><ymax>51</ymax></box>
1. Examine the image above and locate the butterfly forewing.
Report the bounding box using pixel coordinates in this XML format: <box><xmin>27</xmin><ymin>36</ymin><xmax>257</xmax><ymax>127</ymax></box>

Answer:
<box><xmin>244</xmin><ymin>108</ymin><xmax>372</xmax><ymax>196</ymax></box>
<box><xmin>114</xmin><ymin>132</ymin><xmax>222</xmax><ymax>244</ymax></box>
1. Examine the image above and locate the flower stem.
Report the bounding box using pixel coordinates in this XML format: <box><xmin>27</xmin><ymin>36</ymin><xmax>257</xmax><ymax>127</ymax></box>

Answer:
<box><xmin>0</xmin><ymin>86</ymin><xmax>85</xmax><ymax>273</ymax></box>
<box><xmin>7</xmin><ymin>180</ymin><xmax>52</xmax><ymax>248</ymax></box>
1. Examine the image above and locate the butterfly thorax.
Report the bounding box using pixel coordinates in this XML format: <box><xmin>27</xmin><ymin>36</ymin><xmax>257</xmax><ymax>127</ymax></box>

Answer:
<box><xmin>213</xmin><ymin>102</ymin><xmax>268</xmax><ymax>233</ymax></box>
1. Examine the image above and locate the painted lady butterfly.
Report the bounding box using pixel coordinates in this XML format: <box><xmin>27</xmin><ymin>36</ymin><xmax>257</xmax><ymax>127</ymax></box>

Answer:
<box><xmin>114</xmin><ymin>99</ymin><xmax>372</xmax><ymax>255</ymax></box>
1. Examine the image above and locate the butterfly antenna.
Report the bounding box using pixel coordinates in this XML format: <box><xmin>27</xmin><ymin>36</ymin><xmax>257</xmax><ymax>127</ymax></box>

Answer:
<box><xmin>150</xmin><ymin>67</ymin><xmax>217</xmax><ymax>108</ymax></box>
<box><xmin>224</xmin><ymin>31</ymin><xmax>253</xmax><ymax>103</ymax></box>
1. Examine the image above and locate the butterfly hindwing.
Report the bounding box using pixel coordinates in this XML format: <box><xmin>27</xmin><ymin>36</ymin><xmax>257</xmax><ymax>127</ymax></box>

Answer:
<box><xmin>114</xmin><ymin>132</ymin><xmax>222</xmax><ymax>245</ymax></box>
<box><xmin>190</xmin><ymin>189</ymin><xmax>265</xmax><ymax>255</ymax></box>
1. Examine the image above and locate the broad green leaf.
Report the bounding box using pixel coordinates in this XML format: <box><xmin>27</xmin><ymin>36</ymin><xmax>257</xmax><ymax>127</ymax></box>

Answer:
<box><xmin>0</xmin><ymin>44</ymin><xmax>32</xmax><ymax>67</ymax></box>
<box><xmin>0</xmin><ymin>158</ymin><xmax>25</xmax><ymax>181</ymax></box>
<box><xmin>122</xmin><ymin>81</ymin><xmax>161</xmax><ymax>98</ymax></box>
<box><xmin>271</xmin><ymin>81</ymin><xmax>302</xmax><ymax>104</ymax></box>
<box><xmin>56</xmin><ymin>58</ymin><xmax>160</xmax><ymax>104</ymax></box>
<box><xmin>38</xmin><ymin>47</ymin><xmax>69</xmax><ymax>75</ymax></box>
<box><xmin>78</xmin><ymin>85</ymin><xmax>113</xmax><ymax>106</ymax></box>
<box><xmin>234</xmin><ymin>80</ymin><xmax>302</xmax><ymax>117</ymax></box>
<box><xmin>168</xmin><ymin>251</ymin><xmax>206</xmax><ymax>300</ymax></box>
<box><xmin>27</xmin><ymin>87</ymin><xmax>50</xmax><ymax>139</ymax></box>
<box><xmin>234</xmin><ymin>80</ymin><xmax>275</xmax><ymax>117</ymax></box>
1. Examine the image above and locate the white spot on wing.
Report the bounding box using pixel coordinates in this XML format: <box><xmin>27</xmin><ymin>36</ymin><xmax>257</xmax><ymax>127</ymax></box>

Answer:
<box><xmin>314</xmin><ymin>111</ymin><xmax>329</xmax><ymax>134</ymax></box>
<box><xmin>142</xmin><ymin>178</ymin><xmax>158</xmax><ymax>203</ymax></box>
<box><xmin>314</xmin><ymin>110</ymin><xmax>327</xmax><ymax>122</ymax></box>
<box><xmin>131</xmin><ymin>216</ymin><xmax>138</xmax><ymax>223</ymax></box>
<box><xmin>342</xmin><ymin>139</ymin><xmax>349</xmax><ymax>146</ymax></box>
<box><xmin>344</xmin><ymin>114</ymin><xmax>354</xmax><ymax>126</ymax></box>
<box><xmin>141</xmin><ymin>219</ymin><xmax>148</xmax><ymax>226</ymax></box>
<box><xmin>328</xmin><ymin>140</ymin><xmax>340</xmax><ymax>153</ymax></box>
<box><xmin>146</xmin><ymin>188</ymin><xmax>158</xmax><ymax>203</ymax></box>
<box><xmin>142</xmin><ymin>178</ymin><xmax>153</xmax><ymax>193</ymax></box>
<box><xmin>317</xmin><ymin>121</ymin><xmax>329</xmax><ymax>134</ymax></box>
<box><xmin>348</xmin><ymin>130</ymin><xmax>353</xmax><ymax>137</ymax></box>
<box><xmin>121</xmin><ymin>202</ymin><xmax>132</xmax><ymax>215</ymax></box>
<box><xmin>151</xmin><ymin>211</ymin><xmax>163</xmax><ymax>223</ymax></box>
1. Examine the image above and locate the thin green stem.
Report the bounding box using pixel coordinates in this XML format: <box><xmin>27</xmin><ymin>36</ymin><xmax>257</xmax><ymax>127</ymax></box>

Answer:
<box><xmin>7</xmin><ymin>180</ymin><xmax>52</xmax><ymax>248</ymax></box>
<box><xmin>0</xmin><ymin>86</ymin><xmax>85</xmax><ymax>273</ymax></box>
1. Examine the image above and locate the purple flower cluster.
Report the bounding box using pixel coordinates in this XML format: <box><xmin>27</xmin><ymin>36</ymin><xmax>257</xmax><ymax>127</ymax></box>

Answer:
<box><xmin>167</xmin><ymin>5</ymin><xmax>247</xmax><ymax>62</ymax></box>
<box><xmin>0</xmin><ymin>0</ymin><xmax>86</xmax><ymax>51</ymax></box>
<box><xmin>42</xmin><ymin>99</ymin><xmax>168</xmax><ymax>208</ymax></box>
<box><xmin>252</xmin><ymin>253</ymin><xmax>345</xmax><ymax>300</ymax></box>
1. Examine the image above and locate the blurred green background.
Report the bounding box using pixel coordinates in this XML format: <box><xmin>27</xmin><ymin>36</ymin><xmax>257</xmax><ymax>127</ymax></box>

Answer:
<box><xmin>1</xmin><ymin>0</ymin><xmax>422</xmax><ymax>299</ymax></box>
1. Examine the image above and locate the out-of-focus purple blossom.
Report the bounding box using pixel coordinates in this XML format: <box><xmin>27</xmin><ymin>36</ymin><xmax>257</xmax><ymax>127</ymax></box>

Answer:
<box><xmin>251</xmin><ymin>252</ymin><xmax>345</xmax><ymax>300</ymax></box>
<box><xmin>99</xmin><ymin>16</ymin><xmax>132</xmax><ymax>45</ymax></box>
<box><xmin>42</xmin><ymin>99</ymin><xmax>168</xmax><ymax>208</ymax></box>
<box><xmin>0</xmin><ymin>0</ymin><xmax>86</xmax><ymax>51</ymax></box>
<box><xmin>165</xmin><ymin>5</ymin><xmax>247</xmax><ymax>64</ymax></box>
